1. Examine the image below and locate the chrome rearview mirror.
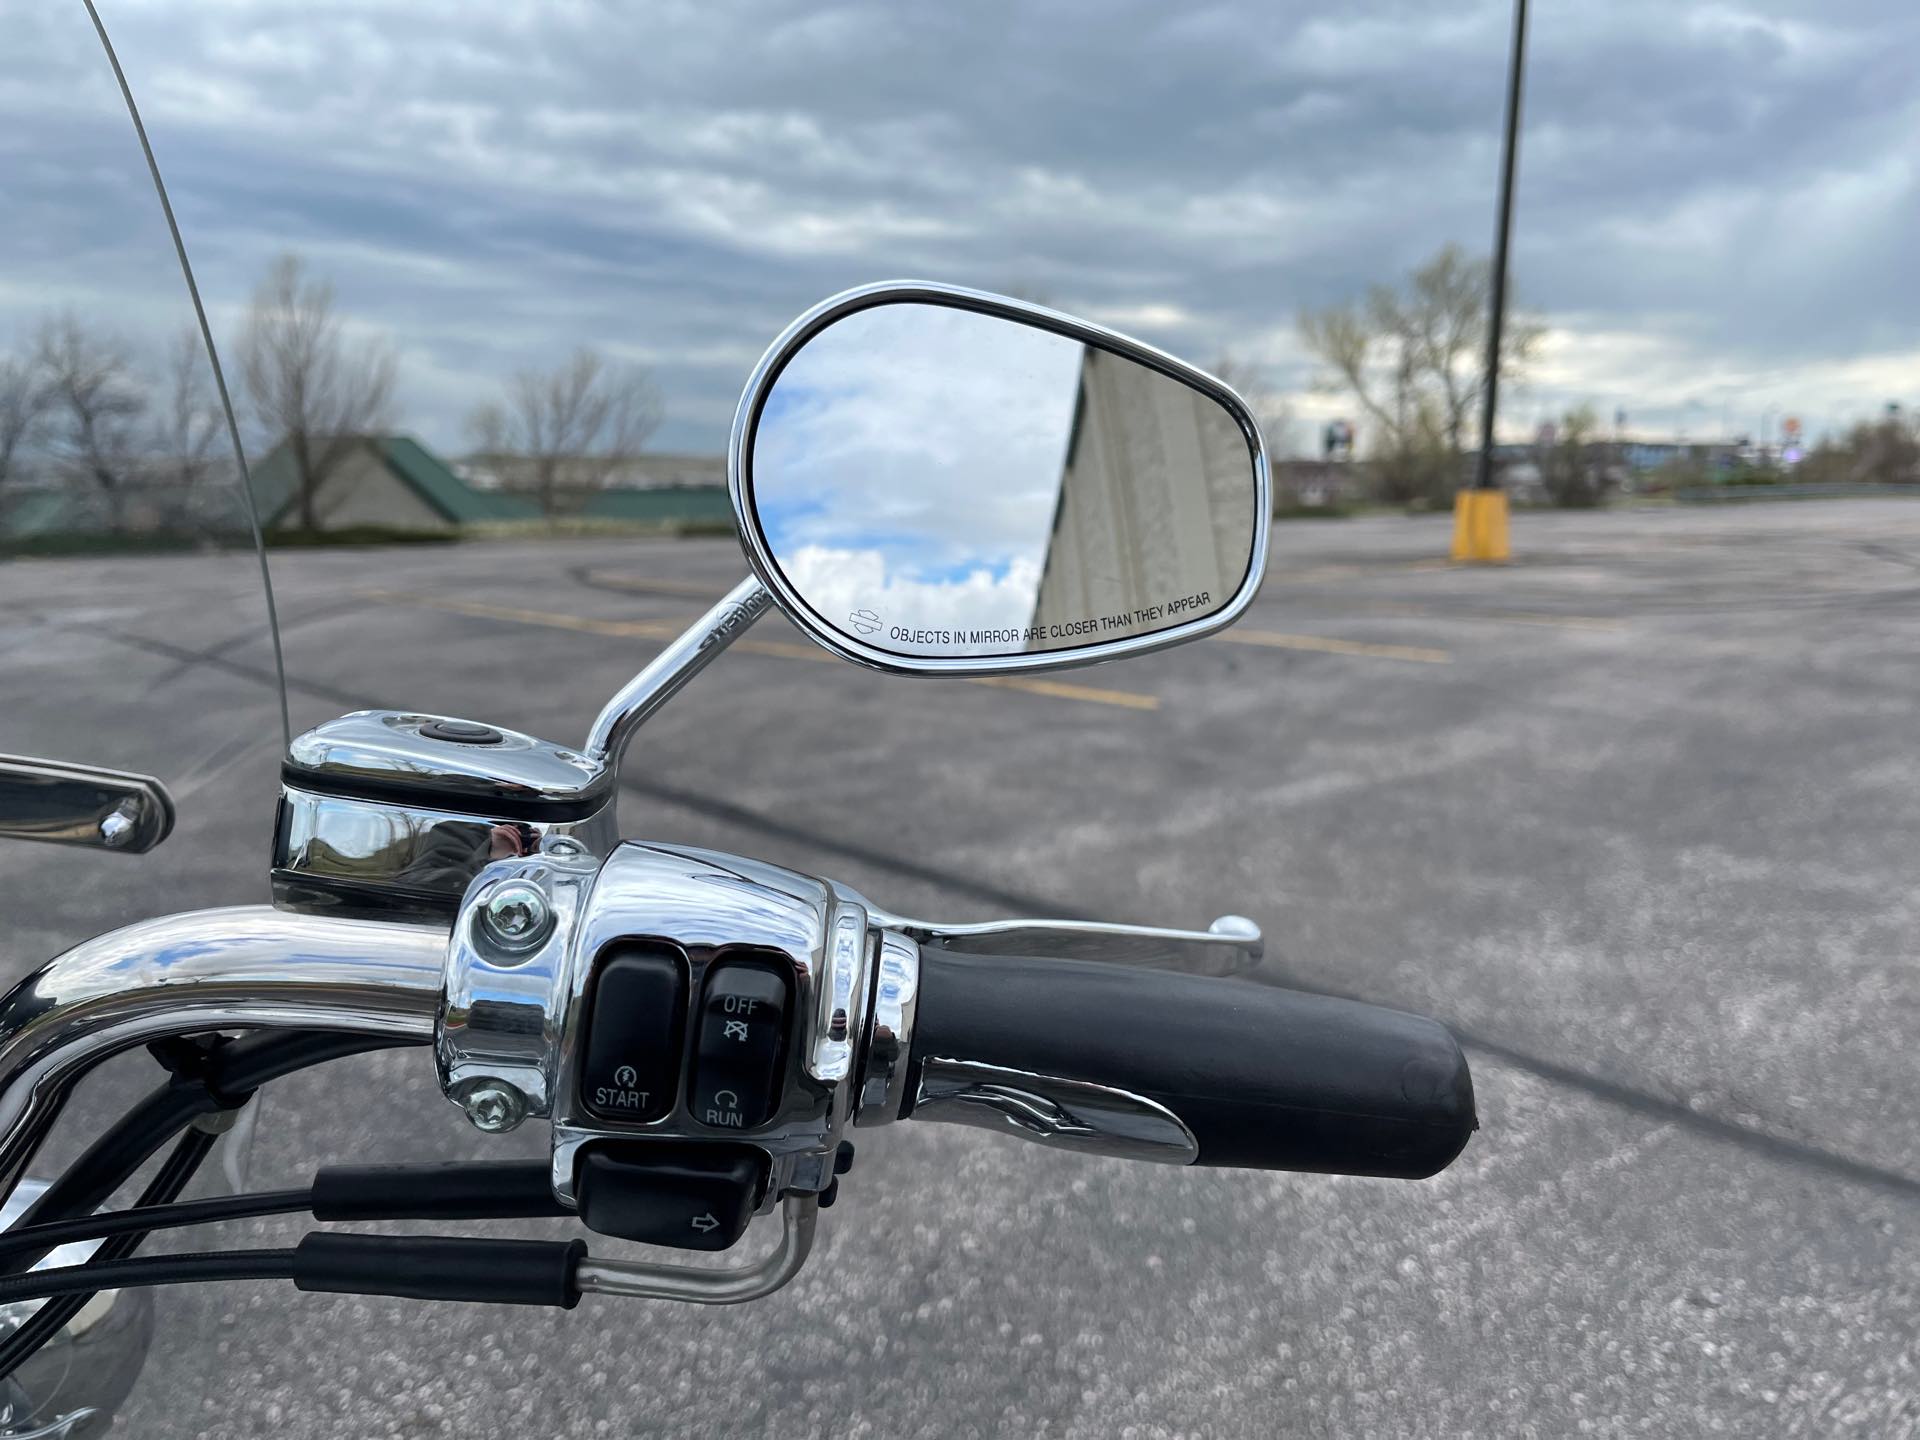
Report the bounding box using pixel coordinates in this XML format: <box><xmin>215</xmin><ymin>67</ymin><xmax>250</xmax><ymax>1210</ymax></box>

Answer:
<box><xmin>729</xmin><ymin>282</ymin><xmax>1270</xmax><ymax>675</ymax></box>
<box><xmin>271</xmin><ymin>284</ymin><xmax>1272</xmax><ymax>918</ymax></box>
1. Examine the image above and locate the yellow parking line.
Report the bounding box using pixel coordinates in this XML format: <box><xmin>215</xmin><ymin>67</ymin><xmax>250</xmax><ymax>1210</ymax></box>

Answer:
<box><xmin>581</xmin><ymin>571</ymin><xmax>731</xmax><ymax>599</ymax></box>
<box><xmin>360</xmin><ymin>590</ymin><xmax>1159</xmax><ymax>710</ymax></box>
<box><xmin>1356</xmin><ymin>603</ymin><xmax>1624</xmax><ymax>631</ymax></box>
<box><xmin>1265</xmin><ymin>559</ymin><xmax>1454</xmax><ymax>587</ymax></box>
<box><xmin>1218</xmin><ymin>629</ymin><xmax>1452</xmax><ymax>664</ymax></box>
<box><xmin>971</xmin><ymin>675</ymin><xmax>1160</xmax><ymax>710</ymax></box>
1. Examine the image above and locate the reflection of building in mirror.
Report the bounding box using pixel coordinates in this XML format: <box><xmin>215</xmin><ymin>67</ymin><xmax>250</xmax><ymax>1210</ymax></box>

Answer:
<box><xmin>1030</xmin><ymin>347</ymin><xmax>1254</xmax><ymax>650</ymax></box>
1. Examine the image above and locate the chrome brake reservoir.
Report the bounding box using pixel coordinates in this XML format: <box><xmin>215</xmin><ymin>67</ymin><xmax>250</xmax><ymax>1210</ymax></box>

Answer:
<box><xmin>272</xmin><ymin>710</ymin><xmax>616</xmax><ymax>919</ymax></box>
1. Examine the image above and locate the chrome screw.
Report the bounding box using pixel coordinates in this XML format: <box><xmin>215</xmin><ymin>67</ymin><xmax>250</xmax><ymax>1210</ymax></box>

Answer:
<box><xmin>478</xmin><ymin>880</ymin><xmax>553</xmax><ymax>957</ymax></box>
<box><xmin>98</xmin><ymin>802</ymin><xmax>138</xmax><ymax>849</ymax></box>
<box><xmin>460</xmin><ymin>1080</ymin><xmax>527</xmax><ymax>1134</ymax></box>
<box><xmin>541</xmin><ymin>834</ymin><xmax>587</xmax><ymax>860</ymax></box>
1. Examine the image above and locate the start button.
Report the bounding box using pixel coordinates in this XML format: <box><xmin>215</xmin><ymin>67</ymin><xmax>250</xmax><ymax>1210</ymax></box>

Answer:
<box><xmin>579</xmin><ymin>944</ymin><xmax>688</xmax><ymax>1124</ymax></box>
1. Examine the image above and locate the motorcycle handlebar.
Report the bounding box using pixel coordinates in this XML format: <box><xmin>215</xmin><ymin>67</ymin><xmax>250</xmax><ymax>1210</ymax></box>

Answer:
<box><xmin>905</xmin><ymin>952</ymin><xmax>1476</xmax><ymax>1178</ymax></box>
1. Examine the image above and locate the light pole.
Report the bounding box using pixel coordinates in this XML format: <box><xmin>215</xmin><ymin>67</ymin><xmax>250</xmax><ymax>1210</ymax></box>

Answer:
<box><xmin>1473</xmin><ymin>0</ymin><xmax>1529</xmax><ymax>493</ymax></box>
<box><xmin>1454</xmin><ymin>0</ymin><xmax>1529</xmax><ymax>563</ymax></box>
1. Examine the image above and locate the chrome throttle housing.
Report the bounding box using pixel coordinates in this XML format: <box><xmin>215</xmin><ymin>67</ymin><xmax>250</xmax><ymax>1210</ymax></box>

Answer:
<box><xmin>436</xmin><ymin>832</ymin><xmax>1262</xmax><ymax>1300</ymax></box>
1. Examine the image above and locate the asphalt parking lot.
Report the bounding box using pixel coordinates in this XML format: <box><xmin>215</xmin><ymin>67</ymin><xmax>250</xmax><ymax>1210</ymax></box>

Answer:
<box><xmin>6</xmin><ymin>499</ymin><xmax>1920</xmax><ymax>1437</ymax></box>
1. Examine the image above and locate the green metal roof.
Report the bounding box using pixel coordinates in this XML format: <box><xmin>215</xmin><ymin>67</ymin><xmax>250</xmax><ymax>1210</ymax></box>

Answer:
<box><xmin>3</xmin><ymin>490</ymin><xmax>80</xmax><ymax>537</ymax></box>
<box><xmin>575</xmin><ymin>486</ymin><xmax>733</xmax><ymax>524</ymax></box>
<box><xmin>249</xmin><ymin>435</ymin><xmax>540</xmax><ymax>529</ymax></box>
<box><xmin>375</xmin><ymin>436</ymin><xmax>539</xmax><ymax>523</ymax></box>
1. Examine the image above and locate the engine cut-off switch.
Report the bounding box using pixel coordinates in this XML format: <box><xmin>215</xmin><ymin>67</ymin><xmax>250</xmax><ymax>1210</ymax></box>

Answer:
<box><xmin>690</xmin><ymin>959</ymin><xmax>789</xmax><ymax>1130</ymax></box>
<box><xmin>579</xmin><ymin>943</ymin><xmax>687</xmax><ymax>1124</ymax></box>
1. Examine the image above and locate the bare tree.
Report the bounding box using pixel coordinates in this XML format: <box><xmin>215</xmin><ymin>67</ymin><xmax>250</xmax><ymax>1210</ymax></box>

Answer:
<box><xmin>1210</xmin><ymin>353</ymin><xmax>1294</xmax><ymax>457</ymax></box>
<box><xmin>1798</xmin><ymin>412</ymin><xmax>1920</xmax><ymax>487</ymax></box>
<box><xmin>152</xmin><ymin>326</ymin><xmax>226</xmax><ymax>509</ymax></box>
<box><xmin>238</xmin><ymin>254</ymin><xmax>397</xmax><ymax>533</ymax></box>
<box><xmin>35</xmin><ymin>314</ymin><xmax>146</xmax><ymax>530</ymax></box>
<box><xmin>468</xmin><ymin>347</ymin><xmax>663</xmax><ymax>520</ymax></box>
<box><xmin>1536</xmin><ymin>405</ymin><xmax>1607</xmax><ymax>508</ymax></box>
<box><xmin>0</xmin><ymin>349</ymin><xmax>47</xmax><ymax>488</ymax></box>
<box><xmin>1298</xmin><ymin>243</ymin><xmax>1541</xmax><ymax>505</ymax></box>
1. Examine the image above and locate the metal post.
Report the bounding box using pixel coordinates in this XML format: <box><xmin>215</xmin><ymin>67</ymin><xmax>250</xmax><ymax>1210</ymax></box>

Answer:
<box><xmin>1474</xmin><ymin>0</ymin><xmax>1530</xmax><ymax>489</ymax></box>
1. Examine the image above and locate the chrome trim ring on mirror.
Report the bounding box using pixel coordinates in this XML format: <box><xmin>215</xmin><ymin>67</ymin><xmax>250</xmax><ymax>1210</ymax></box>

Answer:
<box><xmin>726</xmin><ymin>279</ymin><xmax>1273</xmax><ymax>677</ymax></box>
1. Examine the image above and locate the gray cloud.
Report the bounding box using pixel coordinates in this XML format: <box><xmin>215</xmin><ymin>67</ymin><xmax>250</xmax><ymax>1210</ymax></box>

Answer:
<box><xmin>3</xmin><ymin>0</ymin><xmax>1915</xmax><ymax>453</ymax></box>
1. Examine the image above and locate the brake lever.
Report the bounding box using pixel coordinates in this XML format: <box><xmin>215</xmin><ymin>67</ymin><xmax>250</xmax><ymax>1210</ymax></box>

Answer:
<box><xmin>871</xmin><ymin>911</ymin><xmax>1262</xmax><ymax>977</ymax></box>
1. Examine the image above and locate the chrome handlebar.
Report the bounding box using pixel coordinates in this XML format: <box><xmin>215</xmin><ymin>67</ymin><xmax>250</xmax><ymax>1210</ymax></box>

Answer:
<box><xmin>0</xmin><ymin>907</ymin><xmax>447</xmax><ymax>1198</ymax></box>
<box><xmin>0</xmin><ymin>843</ymin><xmax>1264</xmax><ymax>1311</ymax></box>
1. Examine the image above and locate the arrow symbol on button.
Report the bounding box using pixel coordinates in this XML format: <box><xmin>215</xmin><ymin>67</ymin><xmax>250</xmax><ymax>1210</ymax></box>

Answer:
<box><xmin>691</xmin><ymin>1213</ymin><xmax>719</xmax><ymax>1234</ymax></box>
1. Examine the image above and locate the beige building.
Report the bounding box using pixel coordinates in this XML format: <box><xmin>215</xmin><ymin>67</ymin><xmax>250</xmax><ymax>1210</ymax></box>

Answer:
<box><xmin>250</xmin><ymin>436</ymin><xmax>537</xmax><ymax>533</ymax></box>
<box><xmin>1030</xmin><ymin>347</ymin><xmax>1255</xmax><ymax>645</ymax></box>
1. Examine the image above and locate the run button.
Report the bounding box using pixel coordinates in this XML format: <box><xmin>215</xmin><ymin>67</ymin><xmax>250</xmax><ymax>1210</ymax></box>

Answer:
<box><xmin>690</xmin><ymin>959</ymin><xmax>789</xmax><ymax>1129</ymax></box>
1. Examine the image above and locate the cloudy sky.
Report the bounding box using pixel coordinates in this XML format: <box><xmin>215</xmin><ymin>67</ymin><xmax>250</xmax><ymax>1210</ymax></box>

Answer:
<box><xmin>4</xmin><ymin>0</ymin><xmax>1917</xmax><ymax>455</ymax></box>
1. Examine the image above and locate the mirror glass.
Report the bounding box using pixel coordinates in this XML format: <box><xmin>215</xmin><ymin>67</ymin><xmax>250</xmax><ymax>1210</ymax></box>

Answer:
<box><xmin>744</xmin><ymin>300</ymin><xmax>1259</xmax><ymax>664</ymax></box>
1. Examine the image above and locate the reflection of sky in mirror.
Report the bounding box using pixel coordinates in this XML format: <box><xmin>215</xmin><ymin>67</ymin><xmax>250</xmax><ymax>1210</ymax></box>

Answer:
<box><xmin>751</xmin><ymin>303</ymin><xmax>1083</xmax><ymax>646</ymax></box>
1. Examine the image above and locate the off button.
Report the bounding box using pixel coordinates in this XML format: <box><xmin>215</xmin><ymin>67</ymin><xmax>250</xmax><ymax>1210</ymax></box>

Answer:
<box><xmin>691</xmin><ymin>960</ymin><xmax>789</xmax><ymax>1129</ymax></box>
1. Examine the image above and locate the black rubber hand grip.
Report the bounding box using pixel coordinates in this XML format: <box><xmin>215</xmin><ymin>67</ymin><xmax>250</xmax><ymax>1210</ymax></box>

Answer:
<box><xmin>907</xmin><ymin>953</ymin><xmax>1476</xmax><ymax>1178</ymax></box>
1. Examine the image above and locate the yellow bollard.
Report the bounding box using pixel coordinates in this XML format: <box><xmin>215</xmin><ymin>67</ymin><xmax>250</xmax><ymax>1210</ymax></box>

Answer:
<box><xmin>1450</xmin><ymin>488</ymin><xmax>1511</xmax><ymax>563</ymax></box>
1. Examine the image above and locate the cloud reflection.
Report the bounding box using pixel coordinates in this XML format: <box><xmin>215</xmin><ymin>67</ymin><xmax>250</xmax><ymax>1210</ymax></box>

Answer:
<box><xmin>752</xmin><ymin>303</ymin><xmax>1081</xmax><ymax>654</ymax></box>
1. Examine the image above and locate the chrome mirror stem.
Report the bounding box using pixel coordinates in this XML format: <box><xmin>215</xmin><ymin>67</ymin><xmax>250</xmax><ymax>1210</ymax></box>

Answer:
<box><xmin>584</xmin><ymin>576</ymin><xmax>773</xmax><ymax>773</ymax></box>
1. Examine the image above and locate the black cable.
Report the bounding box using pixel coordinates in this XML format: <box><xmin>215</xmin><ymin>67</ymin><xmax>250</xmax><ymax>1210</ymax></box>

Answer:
<box><xmin>0</xmin><ymin>1156</ymin><xmax>568</xmax><ymax>1261</ymax></box>
<box><xmin>8</xmin><ymin>1080</ymin><xmax>221</xmax><ymax>1243</ymax></box>
<box><xmin>0</xmin><ymin>1247</ymin><xmax>298</xmax><ymax>1304</ymax></box>
<box><xmin>0</xmin><ymin>1032</ymin><xmax>421</xmax><ymax>1376</ymax></box>
<box><xmin>0</xmin><ymin>1187</ymin><xmax>312</xmax><ymax>1261</ymax></box>
<box><xmin>0</xmin><ymin>1233</ymin><xmax>589</xmax><ymax>1310</ymax></box>
<box><xmin>6</xmin><ymin>1031</ymin><xmax>420</xmax><ymax>1269</ymax></box>
<box><xmin>208</xmin><ymin>1032</ymin><xmax>416</xmax><ymax>1103</ymax></box>
<box><xmin>0</xmin><ymin>1128</ymin><xmax>215</xmax><ymax>1378</ymax></box>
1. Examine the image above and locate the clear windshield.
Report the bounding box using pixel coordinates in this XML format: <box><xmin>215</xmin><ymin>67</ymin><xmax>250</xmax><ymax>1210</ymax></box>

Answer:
<box><xmin>0</xmin><ymin>4</ymin><xmax>285</xmax><ymax>968</ymax></box>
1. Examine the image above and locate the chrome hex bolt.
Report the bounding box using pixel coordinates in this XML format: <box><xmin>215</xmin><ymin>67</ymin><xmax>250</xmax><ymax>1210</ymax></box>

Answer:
<box><xmin>477</xmin><ymin>880</ymin><xmax>554</xmax><ymax>957</ymax></box>
<box><xmin>460</xmin><ymin>1079</ymin><xmax>527</xmax><ymax>1134</ymax></box>
<box><xmin>98</xmin><ymin>802</ymin><xmax>138</xmax><ymax>849</ymax></box>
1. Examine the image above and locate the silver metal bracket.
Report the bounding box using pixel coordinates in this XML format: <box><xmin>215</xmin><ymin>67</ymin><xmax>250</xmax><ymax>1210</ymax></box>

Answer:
<box><xmin>574</xmin><ymin>1194</ymin><xmax>818</xmax><ymax>1304</ymax></box>
<box><xmin>438</xmin><ymin>841</ymin><xmax>602</xmax><ymax>1121</ymax></box>
<box><xmin>0</xmin><ymin>753</ymin><xmax>175</xmax><ymax>856</ymax></box>
<box><xmin>877</xmin><ymin>911</ymin><xmax>1262</xmax><ymax>977</ymax></box>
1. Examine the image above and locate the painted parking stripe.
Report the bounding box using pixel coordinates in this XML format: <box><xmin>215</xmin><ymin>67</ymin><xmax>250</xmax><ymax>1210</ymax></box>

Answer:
<box><xmin>1217</xmin><ymin>629</ymin><xmax>1452</xmax><ymax>664</ymax></box>
<box><xmin>579</xmin><ymin>571</ymin><xmax>1454</xmax><ymax>665</ymax></box>
<box><xmin>359</xmin><ymin>590</ymin><xmax>1160</xmax><ymax>710</ymax></box>
<box><xmin>1353</xmin><ymin>603</ymin><xmax>1624</xmax><ymax>631</ymax></box>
